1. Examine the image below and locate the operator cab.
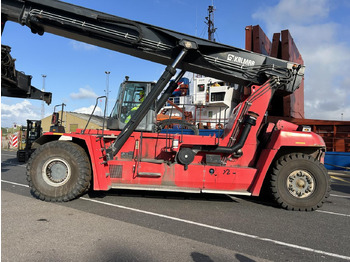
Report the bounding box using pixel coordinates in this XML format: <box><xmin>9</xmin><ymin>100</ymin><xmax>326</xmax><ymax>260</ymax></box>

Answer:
<box><xmin>108</xmin><ymin>78</ymin><xmax>155</xmax><ymax>131</ymax></box>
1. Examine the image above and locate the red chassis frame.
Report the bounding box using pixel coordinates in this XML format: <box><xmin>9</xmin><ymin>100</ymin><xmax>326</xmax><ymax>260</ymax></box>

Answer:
<box><xmin>41</xmin><ymin>80</ymin><xmax>325</xmax><ymax>196</ymax></box>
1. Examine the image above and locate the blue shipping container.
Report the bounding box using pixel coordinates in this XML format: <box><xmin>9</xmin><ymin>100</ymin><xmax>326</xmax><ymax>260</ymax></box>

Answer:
<box><xmin>324</xmin><ymin>152</ymin><xmax>350</xmax><ymax>170</ymax></box>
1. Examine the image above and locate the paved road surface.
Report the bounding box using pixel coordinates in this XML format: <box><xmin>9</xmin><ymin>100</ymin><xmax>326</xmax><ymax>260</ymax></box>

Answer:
<box><xmin>2</xmin><ymin>150</ymin><xmax>350</xmax><ymax>261</ymax></box>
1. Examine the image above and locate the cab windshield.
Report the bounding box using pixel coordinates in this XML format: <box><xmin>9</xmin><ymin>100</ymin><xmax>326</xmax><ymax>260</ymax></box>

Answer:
<box><xmin>110</xmin><ymin>82</ymin><xmax>145</xmax><ymax>123</ymax></box>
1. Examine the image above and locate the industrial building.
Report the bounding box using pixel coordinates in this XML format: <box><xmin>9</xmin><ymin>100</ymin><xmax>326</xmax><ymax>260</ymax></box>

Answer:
<box><xmin>41</xmin><ymin>111</ymin><xmax>105</xmax><ymax>133</ymax></box>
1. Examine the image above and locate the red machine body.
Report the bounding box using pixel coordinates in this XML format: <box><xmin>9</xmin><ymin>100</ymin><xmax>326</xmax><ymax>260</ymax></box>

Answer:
<box><xmin>41</xmin><ymin>80</ymin><xmax>325</xmax><ymax>198</ymax></box>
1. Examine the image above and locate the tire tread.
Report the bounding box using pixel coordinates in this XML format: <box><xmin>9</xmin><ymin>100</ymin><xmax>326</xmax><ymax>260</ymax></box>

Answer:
<box><xmin>269</xmin><ymin>153</ymin><xmax>331</xmax><ymax>211</ymax></box>
<box><xmin>27</xmin><ymin>141</ymin><xmax>92</xmax><ymax>202</ymax></box>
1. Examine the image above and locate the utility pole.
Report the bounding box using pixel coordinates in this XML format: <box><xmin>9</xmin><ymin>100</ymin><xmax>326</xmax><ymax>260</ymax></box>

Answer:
<box><xmin>41</xmin><ymin>74</ymin><xmax>47</xmax><ymax>119</ymax></box>
<box><xmin>205</xmin><ymin>2</ymin><xmax>216</xmax><ymax>41</ymax></box>
<box><xmin>105</xmin><ymin>71</ymin><xmax>110</xmax><ymax>116</ymax></box>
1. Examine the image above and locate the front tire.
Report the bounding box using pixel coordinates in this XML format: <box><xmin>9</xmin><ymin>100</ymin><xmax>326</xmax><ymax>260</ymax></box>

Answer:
<box><xmin>269</xmin><ymin>153</ymin><xmax>330</xmax><ymax>211</ymax></box>
<box><xmin>27</xmin><ymin>141</ymin><xmax>91</xmax><ymax>202</ymax></box>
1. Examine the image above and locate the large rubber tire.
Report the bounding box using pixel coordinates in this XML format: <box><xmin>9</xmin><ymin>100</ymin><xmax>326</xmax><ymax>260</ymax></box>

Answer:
<box><xmin>27</xmin><ymin>141</ymin><xmax>92</xmax><ymax>202</ymax></box>
<box><xmin>269</xmin><ymin>153</ymin><xmax>331</xmax><ymax>211</ymax></box>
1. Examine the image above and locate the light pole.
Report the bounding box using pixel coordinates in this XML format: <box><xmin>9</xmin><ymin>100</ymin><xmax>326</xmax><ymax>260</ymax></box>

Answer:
<box><xmin>41</xmin><ymin>74</ymin><xmax>47</xmax><ymax>119</ymax></box>
<box><xmin>105</xmin><ymin>71</ymin><xmax>110</xmax><ymax>116</ymax></box>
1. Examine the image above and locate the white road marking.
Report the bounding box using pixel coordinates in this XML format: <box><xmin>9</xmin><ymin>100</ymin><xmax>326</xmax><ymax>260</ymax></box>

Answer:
<box><xmin>2</xmin><ymin>179</ymin><xmax>350</xmax><ymax>261</ymax></box>
<box><xmin>2</xmin><ymin>180</ymin><xmax>29</xmax><ymax>187</ymax></box>
<box><xmin>1</xmin><ymin>153</ymin><xmax>17</xmax><ymax>157</ymax></box>
<box><xmin>80</xmin><ymin>197</ymin><xmax>350</xmax><ymax>260</ymax></box>
<box><xmin>330</xmin><ymin>194</ymin><xmax>350</xmax><ymax>199</ymax></box>
<box><xmin>316</xmin><ymin>210</ymin><xmax>350</xmax><ymax>217</ymax></box>
<box><xmin>1</xmin><ymin>163</ymin><xmax>27</xmax><ymax>167</ymax></box>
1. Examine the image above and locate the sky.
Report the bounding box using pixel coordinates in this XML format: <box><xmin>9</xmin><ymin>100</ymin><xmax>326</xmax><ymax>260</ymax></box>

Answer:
<box><xmin>2</xmin><ymin>0</ymin><xmax>350</xmax><ymax>127</ymax></box>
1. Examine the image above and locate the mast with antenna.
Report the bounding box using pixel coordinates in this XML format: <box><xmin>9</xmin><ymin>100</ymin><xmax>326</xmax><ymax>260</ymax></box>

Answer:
<box><xmin>205</xmin><ymin>2</ymin><xmax>216</xmax><ymax>41</ymax></box>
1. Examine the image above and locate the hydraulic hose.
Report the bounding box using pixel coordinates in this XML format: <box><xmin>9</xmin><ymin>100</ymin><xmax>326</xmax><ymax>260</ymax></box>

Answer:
<box><xmin>200</xmin><ymin>113</ymin><xmax>258</xmax><ymax>155</ymax></box>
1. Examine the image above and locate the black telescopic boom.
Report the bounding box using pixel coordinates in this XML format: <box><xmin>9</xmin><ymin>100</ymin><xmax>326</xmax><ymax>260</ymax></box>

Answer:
<box><xmin>155</xmin><ymin>70</ymin><xmax>186</xmax><ymax>113</ymax></box>
<box><xmin>1</xmin><ymin>0</ymin><xmax>304</xmax><ymax>92</ymax></box>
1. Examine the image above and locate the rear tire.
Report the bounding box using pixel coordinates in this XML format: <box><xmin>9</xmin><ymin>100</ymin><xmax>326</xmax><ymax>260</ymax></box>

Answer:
<box><xmin>269</xmin><ymin>153</ymin><xmax>330</xmax><ymax>211</ymax></box>
<box><xmin>27</xmin><ymin>141</ymin><xmax>91</xmax><ymax>202</ymax></box>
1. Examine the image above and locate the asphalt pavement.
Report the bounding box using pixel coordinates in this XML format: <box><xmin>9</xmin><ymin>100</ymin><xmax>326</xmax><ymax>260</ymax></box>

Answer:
<box><xmin>2</xmin><ymin>150</ymin><xmax>350</xmax><ymax>262</ymax></box>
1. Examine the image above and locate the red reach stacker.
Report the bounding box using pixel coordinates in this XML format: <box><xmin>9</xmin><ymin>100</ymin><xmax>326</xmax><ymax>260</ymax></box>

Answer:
<box><xmin>1</xmin><ymin>0</ymin><xmax>330</xmax><ymax>210</ymax></box>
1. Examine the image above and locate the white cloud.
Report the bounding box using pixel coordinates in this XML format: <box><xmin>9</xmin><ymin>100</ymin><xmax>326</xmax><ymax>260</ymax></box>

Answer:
<box><xmin>253</xmin><ymin>0</ymin><xmax>350</xmax><ymax>120</ymax></box>
<box><xmin>73</xmin><ymin>105</ymin><xmax>103</xmax><ymax>116</ymax></box>
<box><xmin>70</xmin><ymin>86</ymin><xmax>99</xmax><ymax>99</ymax></box>
<box><xmin>69</xmin><ymin>40</ymin><xmax>97</xmax><ymax>51</ymax></box>
<box><xmin>252</xmin><ymin>0</ymin><xmax>330</xmax><ymax>33</ymax></box>
<box><xmin>1</xmin><ymin>100</ymin><xmax>41</xmax><ymax>127</ymax></box>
